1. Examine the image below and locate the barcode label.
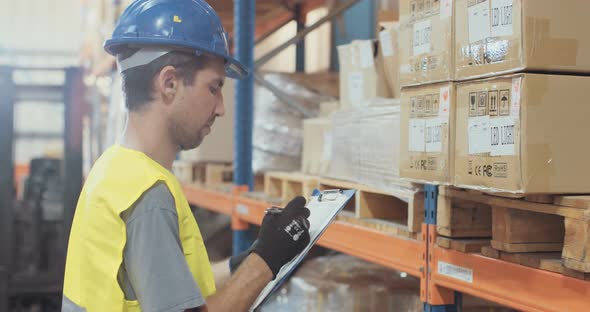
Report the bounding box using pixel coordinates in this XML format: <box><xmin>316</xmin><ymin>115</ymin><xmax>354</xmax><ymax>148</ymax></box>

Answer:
<box><xmin>438</xmin><ymin>261</ymin><xmax>473</xmax><ymax>283</ymax></box>
<box><xmin>425</xmin><ymin>118</ymin><xmax>444</xmax><ymax>153</ymax></box>
<box><xmin>236</xmin><ymin>204</ymin><xmax>249</xmax><ymax>216</ymax></box>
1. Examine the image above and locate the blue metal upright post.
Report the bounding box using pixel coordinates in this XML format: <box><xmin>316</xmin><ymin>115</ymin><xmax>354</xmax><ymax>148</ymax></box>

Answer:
<box><xmin>424</xmin><ymin>184</ymin><xmax>439</xmax><ymax>225</ymax></box>
<box><xmin>233</xmin><ymin>0</ymin><xmax>256</xmax><ymax>255</ymax></box>
<box><xmin>294</xmin><ymin>3</ymin><xmax>305</xmax><ymax>72</ymax></box>
<box><xmin>423</xmin><ymin>184</ymin><xmax>461</xmax><ymax>312</ymax></box>
<box><xmin>330</xmin><ymin>0</ymin><xmax>375</xmax><ymax>71</ymax></box>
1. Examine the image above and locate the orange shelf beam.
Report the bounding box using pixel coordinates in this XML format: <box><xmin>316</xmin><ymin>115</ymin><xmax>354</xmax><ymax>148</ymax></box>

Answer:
<box><xmin>233</xmin><ymin>194</ymin><xmax>424</xmax><ymax>278</ymax></box>
<box><xmin>182</xmin><ymin>184</ymin><xmax>234</xmax><ymax>216</ymax></box>
<box><xmin>431</xmin><ymin>246</ymin><xmax>590</xmax><ymax>312</ymax></box>
<box><xmin>234</xmin><ymin>195</ymin><xmax>271</xmax><ymax>226</ymax></box>
<box><xmin>317</xmin><ymin>221</ymin><xmax>424</xmax><ymax>277</ymax></box>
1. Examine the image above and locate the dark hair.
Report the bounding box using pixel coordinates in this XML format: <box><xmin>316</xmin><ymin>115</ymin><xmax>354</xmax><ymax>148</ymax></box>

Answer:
<box><xmin>118</xmin><ymin>48</ymin><xmax>206</xmax><ymax>111</ymax></box>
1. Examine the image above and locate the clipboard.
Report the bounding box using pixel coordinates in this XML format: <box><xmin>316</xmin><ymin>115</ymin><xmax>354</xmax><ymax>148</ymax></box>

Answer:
<box><xmin>250</xmin><ymin>189</ymin><xmax>356</xmax><ymax>311</ymax></box>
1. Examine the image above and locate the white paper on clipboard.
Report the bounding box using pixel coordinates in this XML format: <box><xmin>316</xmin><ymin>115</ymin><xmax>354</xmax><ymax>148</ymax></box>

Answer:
<box><xmin>250</xmin><ymin>189</ymin><xmax>356</xmax><ymax>311</ymax></box>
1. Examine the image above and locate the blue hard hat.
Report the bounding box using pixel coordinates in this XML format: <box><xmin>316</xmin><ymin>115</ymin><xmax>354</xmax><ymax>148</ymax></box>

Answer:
<box><xmin>104</xmin><ymin>0</ymin><xmax>248</xmax><ymax>79</ymax></box>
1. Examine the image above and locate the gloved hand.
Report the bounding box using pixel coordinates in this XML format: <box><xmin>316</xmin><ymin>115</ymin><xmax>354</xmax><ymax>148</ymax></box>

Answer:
<box><xmin>253</xmin><ymin>196</ymin><xmax>311</xmax><ymax>279</ymax></box>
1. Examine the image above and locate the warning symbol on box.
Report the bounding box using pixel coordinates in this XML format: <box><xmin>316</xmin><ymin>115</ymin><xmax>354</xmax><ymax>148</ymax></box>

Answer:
<box><xmin>499</xmin><ymin>89</ymin><xmax>510</xmax><ymax>116</ymax></box>
<box><xmin>488</xmin><ymin>90</ymin><xmax>499</xmax><ymax>116</ymax></box>
<box><xmin>433</xmin><ymin>93</ymin><xmax>440</xmax><ymax>116</ymax></box>
<box><xmin>469</xmin><ymin>92</ymin><xmax>477</xmax><ymax>117</ymax></box>
<box><xmin>425</xmin><ymin>95</ymin><xmax>432</xmax><ymax>117</ymax></box>
<box><xmin>478</xmin><ymin>91</ymin><xmax>488</xmax><ymax>116</ymax></box>
<box><xmin>417</xmin><ymin>96</ymin><xmax>425</xmax><ymax>117</ymax></box>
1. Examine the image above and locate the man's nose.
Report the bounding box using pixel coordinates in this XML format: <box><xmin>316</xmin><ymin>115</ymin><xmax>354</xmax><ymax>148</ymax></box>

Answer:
<box><xmin>215</xmin><ymin>92</ymin><xmax>225</xmax><ymax>117</ymax></box>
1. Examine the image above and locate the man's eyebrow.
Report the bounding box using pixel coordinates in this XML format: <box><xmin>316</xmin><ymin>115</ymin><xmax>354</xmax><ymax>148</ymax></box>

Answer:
<box><xmin>213</xmin><ymin>78</ymin><xmax>224</xmax><ymax>88</ymax></box>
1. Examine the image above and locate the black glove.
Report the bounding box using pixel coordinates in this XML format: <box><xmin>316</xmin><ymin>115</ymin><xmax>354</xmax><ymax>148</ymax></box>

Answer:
<box><xmin>253</xmin><ymin>196</ymin><xmax>311</xmax><ymax>279</ymax></box>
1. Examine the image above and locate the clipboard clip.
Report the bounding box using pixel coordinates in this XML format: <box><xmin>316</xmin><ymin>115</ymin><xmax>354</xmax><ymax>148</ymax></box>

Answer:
<box><xmin>318</xmin><ymin>189</ymin><xmax>343</xmax><ymax>202</ymax></box>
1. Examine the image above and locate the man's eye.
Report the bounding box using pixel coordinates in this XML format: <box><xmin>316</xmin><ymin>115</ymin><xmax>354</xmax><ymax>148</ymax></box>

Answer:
<box><xmin>210</xmin><ymin>87</ymin><xmax>219</xmax><ymax>94</ymax></box>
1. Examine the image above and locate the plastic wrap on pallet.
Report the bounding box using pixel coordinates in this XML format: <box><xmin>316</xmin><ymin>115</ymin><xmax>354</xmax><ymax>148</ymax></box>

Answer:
<box><xmin>260</xmin><ymin>254</ymin><xmax>423</xmax><ymax>312</ymax></box>
<box><xmin>327</xmin><ymin>98</ymin><xmax>419</xmax><ymax>197</ymax></box>
<box><xmin>253</xmin><ymin>73</ymin><xmax>336</xmax><ymax>173</ymax></box>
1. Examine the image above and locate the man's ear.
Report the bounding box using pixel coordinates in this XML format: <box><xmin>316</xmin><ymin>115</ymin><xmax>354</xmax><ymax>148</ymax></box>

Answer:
<box><xmin>156</xmin><ymin>65</ymin><xmax>179</xmax><ymax>104</ymax></box>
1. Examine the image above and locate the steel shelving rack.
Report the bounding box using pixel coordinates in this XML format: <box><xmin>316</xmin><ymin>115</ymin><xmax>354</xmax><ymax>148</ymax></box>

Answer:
<box><xmin>191</xmin><ymin>0</ymin><xmax>590</xmax><ymax>311</ymax></box>
<box><xmin>183</xmin><ymin>183</ymin><xmax>590</xmax><ymax>311</ymax></box>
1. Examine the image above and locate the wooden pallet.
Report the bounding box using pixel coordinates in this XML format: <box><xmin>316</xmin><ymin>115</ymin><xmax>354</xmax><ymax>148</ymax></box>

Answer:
<box><xmin>436</xmin><ymin>237</ymin><xmax>490</xmax><ymax>253</ymax></box>
<box><xmin>238</xmin><ymin>192</ymin><xmax>420</xmax><ymax>240</ymax></box>
<box><xmin>318</xmin><ymin>178</ymin><xmax>424</xmax><ymax>233</ymax></box>
<box><xmin>437</xmin><ymin>193</ymin><xmax>492</xmax><ymax>238</ymax></box>
<box><xmin>440</xmin><ymin>186</ymin><xmax>590</xmax><ymax>274</ymax></box>
<box><xmin>481</xmin><ymin>246</ymin><xmax>590</xmax><ymax>281</ymax></box>
<box><xmin>172</xmin><ymin>160</ymin><xmax>194</xmax><ymax>184</ymax></box>
<box><xmin>173</xmin><ymin>161</ymin><xmax>234</xmax><ymax>186</ymax></box>
<box><xmin>337</xmin><ymin>211</ymin><xmax>421</xmax><ymax>240</ymax></box>
<box><xmin>263</xmin><ymin>171</ymin><xmax>320</xmax><ymax>205</ymax></box>
<box><xmin>241</xmin><ymin>191</ymin><xmax>284</xmax><ymax>206</ymax></box>
<box><xmin>200</xmin><ymin>163</ymin><xmax>233</xmax><ymax>186</ymax></box>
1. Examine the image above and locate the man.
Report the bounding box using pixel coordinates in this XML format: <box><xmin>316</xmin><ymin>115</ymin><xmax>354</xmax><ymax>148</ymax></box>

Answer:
<box><xmin>62</xmin><ymin>0</ymin><xmax>311</xmax><ymax>311</ymax></box>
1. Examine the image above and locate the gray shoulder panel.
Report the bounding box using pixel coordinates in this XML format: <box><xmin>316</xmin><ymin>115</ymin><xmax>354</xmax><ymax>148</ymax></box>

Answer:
<box><xmin>118</xmin><ymin>182</ymin><xmax>205</xmax><ymax>311</ymax></box>
<box><xmin>61</xmin><ymin>295</ymin><xmax>86</xmax><ymax>312</ymax></box>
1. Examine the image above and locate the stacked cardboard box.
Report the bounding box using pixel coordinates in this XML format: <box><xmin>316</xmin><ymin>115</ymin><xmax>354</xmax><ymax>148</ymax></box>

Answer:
<box><xmin>337</xmin><ymin>40</ymin><xmax>392</xmax><ymax>108</ymax></box>
<box><xmin>454</xmin><ymin>0</ymin><xmax>590</xmax><ymax>80</ymax></box>
<box><xmin>399</xmin><ymin>0</ymin><xmax>457</xmax><ymax>185</ymax></box>
<box><xmin>455</xmin><ymin>74</ymin><xmax>590</xmax><ymax>194</ymax></box>
<box><xmin>400</xmin><ymin>82</ymin><xmax>455</xmax><ymax>184</ymax></box>
<box><xmin>400</xmin><ymin>0</ymin><xmax>590</xmax><ymax>194</ymax></box>
<box><xmin>379</xmin><ymin>22</ymin><xmax>401</xmax><ymax>98</ymax></box>
<box><xmin>301</xmin><ymin>118</ymin><xmax>332</xmax><ymax>176</ymax></box>
<box><xmin>398</xmin><ymin>0</ymin><xmax>455</xmax><ymax>85</ymax></box>
<box><xmin>453</xmin><ymin>0</ymin><xmax>590</xmax><ymax>194</ymax></box>
<box><xmin>302</xmin><ymin>26</ymin><xmax>403</xmax><ymax>188</ymax></box>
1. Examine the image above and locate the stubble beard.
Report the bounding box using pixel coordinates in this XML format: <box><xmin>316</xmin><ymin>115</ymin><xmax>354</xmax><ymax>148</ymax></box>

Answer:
<box><xmin>170</xmin><ymin>119</ymin><xmax>204</xmax><ymax>151</ymax></box>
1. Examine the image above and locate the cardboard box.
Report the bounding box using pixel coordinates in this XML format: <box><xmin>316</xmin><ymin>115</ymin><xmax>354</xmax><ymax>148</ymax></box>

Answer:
<box><xmin>455</xmin><ymin>0</ymin><xmax>590</xmax><ymax>80</ymax></box>
<box><xmin>379</xmin><ymin>22</ymin><xmax>401</xmax><ymax>98</ymax></box>
<box><xmin>338</xmin><ymin>40</ymin><xmax>391</xmax><ymax>107</ymax></box>
<box><xmin>454</xmin><ymin>73</ymin><xmax>590</xmax><ymax>194</ymax></box>
<box><xmin>399</xmin><ymin>0</ymin><xmax>455</xmax><ymax>86</ymax></box>
<box><xmin>179</xmin><ymin>79</ymin><xmax>234</xmax><ymax>162</ymax></box>
<box><xmin>400</xmin><ymin>82</ymin><xmax>456</xmax><ymax>184</ymax></box>
<box><xmin>302</xmin><ymin>118</ymin><xmax>332</xmax><ymax>176</ymax></box>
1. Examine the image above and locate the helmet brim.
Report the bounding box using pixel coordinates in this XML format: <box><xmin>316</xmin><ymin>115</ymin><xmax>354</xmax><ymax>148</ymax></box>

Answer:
<box><xmin>104</xmin><ymin>38</ymin><xmax>250</xmax><ymax>80</ymax></box>
<box><xmin>219</xmin><ymin>54</ymin><xmax>249</xmax><ymax>80</ymax></box>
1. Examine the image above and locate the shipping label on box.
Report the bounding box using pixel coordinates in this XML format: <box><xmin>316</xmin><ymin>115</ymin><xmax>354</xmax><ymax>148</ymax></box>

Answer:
<box><xmin>463</xmin><ymin>80</ymin><xmax>520</xmax><ymax>158</ymax></box>
<box><xmin>401</xmin><ymin>82</ymin><xmax>456</xmax><ymax>184</ymax></box>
